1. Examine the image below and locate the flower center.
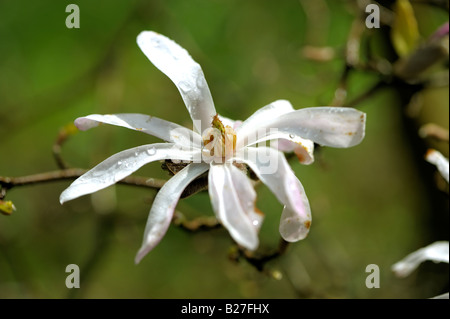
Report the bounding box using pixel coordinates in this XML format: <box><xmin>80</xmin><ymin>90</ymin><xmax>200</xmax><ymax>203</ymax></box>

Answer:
<box><xmin>202</xmin><ymin>114</ymin><xmax>236</xmax><ymax>163</ymax></box>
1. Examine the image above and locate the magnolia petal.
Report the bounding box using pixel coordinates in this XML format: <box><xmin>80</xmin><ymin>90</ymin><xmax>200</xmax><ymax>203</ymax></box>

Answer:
<box><xmin>236</xmin><ymin>100</ymin><xmax>295</xmax><ymax>146</ymax></box>
<box><xmin>208</xmin><ymin>164</ymin><xmax>259</xmax><ymax>250</ymax></box>
<box><xmin>74</xmin><ymin>114</ymin><xmax>201</xmax><ymax>148</ymax></box>
<box><xmin>60</xmin><ymin>143</ymin><xmax>200</xmax><ymax>203</ymax></box>
<box><xmin>137</xmin><ymin>31</ymin><xmax>216</xmax><ymax>133</ymax></box>
<box><xmin>218</xmin><ymin>114</ymin><xmax>236</xmax><ymax>129</ymax></box>
<box><xmin>234</xmin><ymin>147</ymin><xmax>311</xmax><ymax>241</ymax></box>
<box><xmin>240</xmin><ymin>107</ymin><xmax>366</xmax><ymax>148</ymax></box>
<box><xmin>392</xmin><ymin>241</ymin><xmax>449</xmax><ymax>278</ymax></box>
<box><xmin>135</xmin><ymin>163</ymin><xmax>209</xmax><ymax>263</ymax></box>
<box><xmin>431</xmin><ymin>293</ymin><xmax>449</xmax><ymax>299</ymax></box>
<box><xmin>246</xmin><ymin>131</ymin><xmax>315</xmax><ymax>165</ymax></box>
<box><xmin>291</xmin><ymin>138</ymin><xmax>315</xmax><ymax>165</ymax></box>
<box><xmin>227</xmin><ymin>163</ymin><xmax>265</xmax><ymax>231</ymax></box>
<box><xmin>425</xmin><ymin>149</ymin><xmax>449</xmax><ymax>183</ymax></box>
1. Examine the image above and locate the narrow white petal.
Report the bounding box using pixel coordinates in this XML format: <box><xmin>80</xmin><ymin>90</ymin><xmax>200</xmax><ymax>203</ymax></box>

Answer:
<box><xmin>208</xmin><ymin>164</ymin><xmax>259</xmax><ymax>250</ymax></box>
<box><xmin>75</xmin><ymin>113</ymin><xmax>201</xmax><ymax>148</ymax></box>
<box><xmin>60</xmin><ymin>143</ymin><xmax>201</xmax><ymax>203</ymax></box>
<box><xmin>392</xmin><ymin>241</ymin><xmax>449</xmax><ymax>278</ymax></box>
<box><xmin>236</xmin><ymin>100</ymin><xmax>294</xmax><ymax>144</ymax></box>
<box><xmin>431</xmin><ymin>293</ymin><xmax>449</xmax><ymax>299</ymax></box>
<box><xmin>245</xmin><ymin>131</ymin><xmax>315</xmax><ymax>165</ymax></box>
<box><xmin>234</xmin><ymin>147</ymin><xmax>312</xmax><ymax>241</ymax></box>
<box><xmin>239</xmin><ymin>106</ymin><xmax>366</xmax><ymax>149</ymax></box>
<box><xmin>425</xmin><ymin>149</ymin><xmax>449</xmax><ymax>183</ymax></box>
<box><xmin>137</xmin><ymin>31</ymin><xmax>216</xmax><ymax>133</ymax></box>
<box><xmin>227</xmin><ymin>163</ymin><xmax>265</xmax><ymax>231</ymax></box>
<box><xmin>135</xmin><ymin>163</ymin><xmax>209</xmax><ymax>263</ymax></box>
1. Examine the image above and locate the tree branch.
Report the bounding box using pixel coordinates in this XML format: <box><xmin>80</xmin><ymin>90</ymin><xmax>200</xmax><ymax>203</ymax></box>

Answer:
<box><xmin>0</xmin><ymin>169</ymin><xmax>166</xmax><ymax>193</ymax></box>
<box><xmin>229</xmin><ymin>238</ymin><xmax>290</xmax><ymax>273</ymax></box>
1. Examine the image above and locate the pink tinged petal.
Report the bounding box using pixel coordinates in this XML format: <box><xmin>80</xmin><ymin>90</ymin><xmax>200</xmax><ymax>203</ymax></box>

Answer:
<box><xmin>135</xmin><ymin>163</ymin><xmax>209</xmax><ymax>264</ymax></box>
<box><xmin>233</xmin><ymin>120</ymin><xmax>243</xmax><ymax>130</ymax></box>
<box><xmin>226</xmin><ymin>163</ymin><xmax>265</xmax><ymax>232</ymax></box>
<box><xmin>208</xmin><ymin>164</ymin><xmax>260</xmax><ymax>250</ymax></box>
<box><xmin>234</xmin><ymin>147</ymin><xmax>312</xmax><ymax>242</ymax></box>
<box><xmin>425</xmin><ymin>149</ymin><xmax>449</xmax><ymax>183</ymax></box>
<box><xmin>273</xmin><ymin>138</ymin><xmax>297</xmax><ymax>152</ymax></box>
<box><xmin>74</xmin><ymin>114</ymin><xmax>201</xmax><ymax>149</ymax></box>
<box><xmin>60</xmin><ymin>143</ymin><xmax>201</xmax><ymax>204</ymax></box>
<box><xmin>137</xmin><ymin>31</ymin><xmax>216</xmax><ymax>133</ymax></box>
<box><xmin>392</xmin><ymin>241</ymin><xmax>449</xmax><ymax>278</ymax></box>
<box><xmin>240</xmin><ymin>107</ymin><xmax>366</xmax><ymax>149</ymax></box>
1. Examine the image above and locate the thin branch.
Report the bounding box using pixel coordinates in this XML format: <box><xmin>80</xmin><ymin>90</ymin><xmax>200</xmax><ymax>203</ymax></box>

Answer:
<box><xmin>53</xmin><ymin>124</ymin><xmax>78</xmax><ymax>169</ymax></box>
<box><xmin>229</xmin><ymin>238</ymin><xmax>290</xmax><ymax>272</ymax></box>
<box><xmin>172</xmin><ymin>211</ymin><xmax>221</xmax><ymax>232</ymax></box>
<box><xmin>344</xmin><ymin>80</ymin><xmax>386</xmax><ymax>108</ymax></box>
<box><xmin>0</xmin><ymin>169</ymin><xmax>166</xmax><ymax>191</ymax></box>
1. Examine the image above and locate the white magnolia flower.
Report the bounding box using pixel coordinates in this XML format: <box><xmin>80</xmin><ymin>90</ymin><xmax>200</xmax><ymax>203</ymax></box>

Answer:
<box><xmin>60</xmin><ymin>31</ymin><xmax>366</xmax><ymax>263</ymax></box>
<box><xmin>392</xmin><ymin>149</ymin><xmax>449</xmax><ymax>299</ymax></box>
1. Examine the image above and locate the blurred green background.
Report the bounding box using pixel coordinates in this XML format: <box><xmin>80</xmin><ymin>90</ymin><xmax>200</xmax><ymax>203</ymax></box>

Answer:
<box><xmin>0</xmin><ymin>0</ymin><xmax>448</xmax><ymax>298</ymax></box>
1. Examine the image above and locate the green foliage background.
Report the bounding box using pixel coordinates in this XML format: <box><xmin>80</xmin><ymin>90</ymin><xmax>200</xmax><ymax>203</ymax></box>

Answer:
<box><xmin>0</xmin><ymin>0</ymin><xmax>448</xmax><ymax>298</ymax></box>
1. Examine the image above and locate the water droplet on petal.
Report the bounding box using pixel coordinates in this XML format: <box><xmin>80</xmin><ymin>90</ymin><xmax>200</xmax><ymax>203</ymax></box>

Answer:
<box><xmin>150</xmin><ymin>37</ymin><xmax>161</xmax><ymax>48</ymax></box>
<box><xmin>252</xmin><ymin>220</ymin><xmax>259</xmax><ymax>227</ymax></box>
<box><xmin>196</xmin><ymin>77</ymin><xmax>205</xmax><ymax>88</ymax></box>
<box><xmin>117</xmin><ymin>161</ymin><xmax>123</xmax><ymax>166</ymax></box>
<box><xmin>147</xmin><ymin>147</ymin><xmax>156</xmax><ymax>156</ymax></box>
<box><xmin>179</xmin><ymin>81</ymin><xmax>190</xmax><ymax>94</ymax></box>
<box><xmin>289</xmin><ymin>134</ymin><xmax>295</xmax><ymax>139</ymax></box>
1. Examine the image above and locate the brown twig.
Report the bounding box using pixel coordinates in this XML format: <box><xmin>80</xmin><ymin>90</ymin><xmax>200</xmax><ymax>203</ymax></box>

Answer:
<box><xmin>172</xmin><ymin>211</ymin><xmax>221</xmax><ymax>232</ymax></box>
<box><xmin>0</xmin><ymin>169</ymin><xmax>166</xmax><ymax>192</ymax></box>
<box><xmin>229</xmin><ymin>238</ymin><xmax>290</xmax><ymax>273</ymax></box>
<box><xmin>344</xmin><ymin>80</ymin><xmax>386</xmax><ymax>108</ymax></box>
<box><xmin>53</xmin><ymin>124</ymin><xmax>78</xmax><ymax>169</ymax></box>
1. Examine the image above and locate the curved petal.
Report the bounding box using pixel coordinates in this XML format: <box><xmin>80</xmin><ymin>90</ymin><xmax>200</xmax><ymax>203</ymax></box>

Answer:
<box><xmin>245</xmin><ymin>130</ymin><xmax>315</xmax><ymax>165</ymax></box>
<box><xmin>234</xmin><ymin>147</ymin><xmax>311</xmax><ymax>242</ymax></box>
<box><xmin>135</xmin><ymin>163</ymin><xmax>210</xmax><ymax>263</ymax></box>
<box><xmin>236</xmin><ymin>100</ymin><xmax>294</xmax><ymax>145</ymax></box>
<box><xmin>137</xmin><ymin>31</ymin><xmax>216</xmax><ymax>133</ymax></box>
<box><xmin>392</xmin><ymin>241</ymin><xmax>449</xmax><ymax>278</ymax></box>
<box><xmin>75</xmin><ymin>113</ymin><xmax>201</xmax><ymax>149</ymax></box>
<box><xmin>218</xmin><ymin>114</ymin><xmax>237</xmax><ymax>129</ymax></box>
<box><xmin>208</xmin><ymin>164</ymin><xmax>260</xmax><ymax>250</ymax></box>
<box><xmin>425</xmin><ymin>149</ymin><xmax>449</xmax><ymax>183</ymax></box>
<box><xmin>60</xmin><ymin>143</ymin><xmax>201</xmax><ymax>203</ymax></box>
<box><xmin>272</xmin><ymin>138</ymin><xmax>315</xmax><ymax>165</ymax></box>
<box><xmin>239</xmin><ymin>106</ymin><xmax>366</xmax><ymax>149</ymax></box>
<box><xmin>431</xmin><ymin>293</ymin><xmax>449</xmax><ymax>299</ymax></box>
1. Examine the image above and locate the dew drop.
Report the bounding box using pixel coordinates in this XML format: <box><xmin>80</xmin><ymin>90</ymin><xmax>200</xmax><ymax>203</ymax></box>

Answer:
<box><xmin>252</xmin><ymin>220</ymin><xmax>259</xmax><ymax>227</ymax></box>
<box><xmin>150</xmin><ymin>37</ymin><xmax>161</xmax><ymax>48</ymax></box>
<box><xmin>289</xmin><ymin>134</ymin><xmax>295</xmax><ymax>139</ymax></box>
<box><xmin>178</xmin><ymin>81</ymin><xmax>190</xmax><ymax>93</ymax></box>
<box><xmin>147</xmin><ymin>147</ymin><xmax>156</xmax><ymax>156</ymax></box>
<box><xmin>117</xmin><ymin>161</ymin><xmax>123</xmax><ymax>166</ymax></box>
<box><xmin>196</xmin><ymin>77</ymin><xmax>205</xmax><ymax>88</ymax></box>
